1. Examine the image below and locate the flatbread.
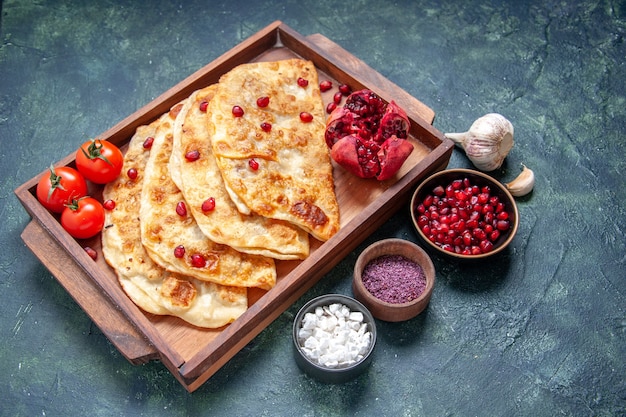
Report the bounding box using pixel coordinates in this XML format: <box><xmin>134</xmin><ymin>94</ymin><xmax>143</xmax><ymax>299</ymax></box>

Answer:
<box><xmin>139</xmin><ymin>103</ymin><xmax>276</xmax><ymax>290</ymax></box>
<box><xmin>208</xmin><ymin>59</ymin><xmax>340</xmax><ymax>241</ymax></box>
<box><xmin>101</xmin><ymin>113</ymin><xmax>248</xmax><ymax>328</ymax></box>
<box><xmin>170</xmin><ymin>85</ymin><xmax>310</xmax><ymax>260</ymax></box>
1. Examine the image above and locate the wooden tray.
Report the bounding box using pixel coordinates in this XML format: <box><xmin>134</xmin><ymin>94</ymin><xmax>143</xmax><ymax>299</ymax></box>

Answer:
<box><xmin>15</xmin><ymin>21</ymin><xmax>453</xmax><ymax>392</ymax></box>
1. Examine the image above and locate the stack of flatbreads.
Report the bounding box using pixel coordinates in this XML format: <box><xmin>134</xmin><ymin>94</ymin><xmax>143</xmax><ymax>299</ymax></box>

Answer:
<box><xmin>101</xmin><ymin>59</ymin><xmax>340</xmax><ymax>328</ymax></box>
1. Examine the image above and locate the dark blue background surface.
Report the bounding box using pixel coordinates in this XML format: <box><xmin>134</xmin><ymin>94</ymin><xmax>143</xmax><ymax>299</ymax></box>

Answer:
<box><xmin>1</xmin><ymin>1</ymin><xmax>624</xmax><ymax>415</ymax></box>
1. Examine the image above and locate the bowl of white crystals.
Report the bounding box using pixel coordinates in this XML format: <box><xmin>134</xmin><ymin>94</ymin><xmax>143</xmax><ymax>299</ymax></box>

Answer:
<box><xmin>292</xmin><ymin>294</ymin><xmax>377</xmax><ymax>383</ymax></box>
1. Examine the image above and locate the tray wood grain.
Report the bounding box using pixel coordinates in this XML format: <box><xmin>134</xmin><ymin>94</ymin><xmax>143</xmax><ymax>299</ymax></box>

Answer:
<box><xmin>15</xmin><ymin>21</ymin><xmax>453</xmax><ymax>392</ymax></box>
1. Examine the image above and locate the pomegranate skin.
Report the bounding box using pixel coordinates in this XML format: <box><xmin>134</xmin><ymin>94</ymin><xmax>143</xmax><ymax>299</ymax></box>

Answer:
<box><xmin>377</xmin><ymin>137</ymin><xmax>415</xmax><ymax>181</ymax></box>
<box><xmin>325</xmin><ymin>89</ymin><xmax>413</xmax><ymax>180</ymax></box>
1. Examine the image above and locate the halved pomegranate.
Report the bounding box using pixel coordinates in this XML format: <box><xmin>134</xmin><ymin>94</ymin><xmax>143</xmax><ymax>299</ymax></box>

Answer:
<box><xmin>325</xmin><ymin>89</ymin><xmax>413</xmax><ymax>180</ymax></box>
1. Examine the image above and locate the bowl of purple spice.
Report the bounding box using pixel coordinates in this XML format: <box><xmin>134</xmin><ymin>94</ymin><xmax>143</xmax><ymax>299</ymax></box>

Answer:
<box><xmin>352</xmin><ymin>238</ymin><xmax>436</xmax><ymax>322</ymax></box>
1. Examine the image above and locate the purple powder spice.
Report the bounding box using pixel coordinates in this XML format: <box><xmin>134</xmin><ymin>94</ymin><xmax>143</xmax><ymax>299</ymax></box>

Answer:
<box><xmin>361</xmin><ymin>254</ymin><xmax>426</xmax><ymax>304</ymax></box>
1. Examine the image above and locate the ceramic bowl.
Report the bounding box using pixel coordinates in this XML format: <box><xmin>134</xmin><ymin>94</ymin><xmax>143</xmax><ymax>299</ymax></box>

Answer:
<box><xmin>410</xmin><ymin>168</ymin><xmax>519</xmax><ymax>260</ymax></box>
<box><xmin>352</xmin><ymin>238</ymin><xmax>436</xmax><ymax>322</ymax></box>
<box><xmin>292</xmin><ymin>294</ymin><xmax>376</xmax><ymax>383</ymax></box>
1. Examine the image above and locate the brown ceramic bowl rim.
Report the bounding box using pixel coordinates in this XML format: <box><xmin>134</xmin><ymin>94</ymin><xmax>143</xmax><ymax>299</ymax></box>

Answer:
<box><xmin>353</xmin><ymin>238</ymin><xmax>436</xmax><ymax>318</ymax></box>
<box><xmin>410</xmin><ymin>168</ymin><xmax>519</xmax><ymax>260</ymax></box>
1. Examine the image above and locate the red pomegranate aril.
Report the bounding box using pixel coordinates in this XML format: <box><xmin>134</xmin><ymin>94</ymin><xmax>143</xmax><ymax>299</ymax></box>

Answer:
<box><xmin>423</xmin><ymin>194</ymin><xmax>433</xmax><ymax>207</ymax></box>
<box><xmin>256</xmin><ymin>96</ymin><xmax>270</xmax><ymax>108</ymax></box>
<box><xmin>174</xmin><ymin>245</ymin><xmax>185</xmax><ymax>258</ymax></box>
<box><xmin>127</xmin><ymin>167</ymin><xmax>138</xmax><ymax>179</ymax></box>
<box><xmin>143</xmin><ymin>136</ymin><xmax>154</xmax><ymax>149</ymax></box>
<box><xmin>495</xmin><ymin>202</ymin><xmax>505</xmax><ymax>213</ymax></box>
<box><xmin>260</xmin><ymin>122</ymin><xmax>272</xmax><ymax>132</ymax></box>
<box><xmin>232</xmin><ymin>105</ymin><xmax>244</xmax><ymax>117</ymax></box>
<box><xmin>433</xmin><ymin>185</ymin><xmax>445</xmax><ymax>196</ymax></box>
<box><xmin>416</xmin><ymin>203</ymin><xmax>426</xmax><ymax>214</ymax></box>
<box><xmin>479</xmin><ymin>240</ymin><xmax>494</xmax><ymax>253</ymax></box>
<box><xmin>417</xmin><ymin>215</ymin><xmax>429</xmax><ymax>228</ymax></box>
<box><xmin>484</xmin><ymin>212</ymin><xmax>495</xmax><ymax>225</ymax></box>
<box><xmin>496</xmin><ymin>220</ymin><xmax>510</xmax><ymax>231</ymax></box>
<box><xmin>103</xmin><ymin>199</ymin><xmax>116</xmax><ymax>210</ymax></box>
<box><xmin>199</xmin><ymin>101</ymin><xmax>209</xmax><ymax>112</ymax></box>
<box><xmin>297</xmin><ymin>77</ymin><xmax>309</xmax><ymax>87</ymax></box>
<box><xmin>202</xmin><ymin>197</ymin><xmax>216</xmax><ymax>212</ymax></box>
<box><xmin>299</xmin><ymin>112</ymin><xmax>313</xmax><ymax>122</ymax></box>
<box><xmin>489</xmin><ymin>230</ymin><xmax>501</xmax><ymax>242</ymax></box>
<box><xmin>422</xmin><ymin>225</ymin><xmax>431</xmax><ymax>236</ymax></box>
<box><xmin>319</xmin><ymin>80</ymin><xmax>333</xmax><ymax>92</ymax></box>
<box><xmin>478</xmin><ymin>193</ymin><xmax>489</xmax><ymax>204</ymax></box>
<box><xmin>248</xmin><ymin>158</ymin><xmax>259</xmax><ymax>170</ymax></box>
<box><xmin>484</xmin><ymin>223</ymin><xmax>494</xmax><ymax>234</ymax></box>
<box><xmin>497</xmin><ymin>211</ymin><xmax>509</xmax><ymax>221</ymax></box>
<box><xmin>473</xmin><ymin>227</ymin><xmax>487</xmax><ymax>241</ymax></box>
<box><xmin>463</xmin><ymin>232</ymin><xmax>473</xmax><ymax>247</ymax></box>
<box><xmin>84</xmin><ymin>246</ymin><xmax>97</xmax><ymax>261</ymax></box>
<box><xmin>339</xmin><ymin>84</ymin><xmax>351</xmax><ymax>95</ymax></box>
<box><xmin>185</xmin><ymin>150</ymin><xmax>200</xmax><ymax>162</ymax></box>
<box><xmin>176</xmin><ymin>201</ymin><xmax>187</xmax><ymax>217</ymax></box>
<box><xmin>190</xmin><ymin>254</ymin><xmax>206</xmax><ymax>268</ymax></box>
<box><xmin>333</xmin><ymin>92</ymin><xmax>343</xmax><ymax>104</ymax></box>
<box><xmin>326</xmin><ymin>102</ymin><xmax>337</xmax><ymax>114</ymax></box>
<box><xmin>452</xmin><ymin>179</ymin><xmax>463</xmax><ymax>190</ymax></box>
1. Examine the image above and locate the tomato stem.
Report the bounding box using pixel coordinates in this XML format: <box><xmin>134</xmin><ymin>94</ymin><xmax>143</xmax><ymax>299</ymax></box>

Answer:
<box><xmin>81</xmin><ymin>139</ymin><xmax>113</xmax><ymax>165</ymax></box>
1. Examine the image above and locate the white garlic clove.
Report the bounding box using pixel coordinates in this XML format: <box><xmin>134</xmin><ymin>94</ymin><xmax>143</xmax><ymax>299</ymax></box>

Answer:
<box><xmin>506</xmin><ymin>164</ymin><xmax>535</xmax><ymax>197</ymax></box>
<box><xmin>445</xmin><ymin>113</ymin><xmax>515</xmax><ymax>171</ymax></box>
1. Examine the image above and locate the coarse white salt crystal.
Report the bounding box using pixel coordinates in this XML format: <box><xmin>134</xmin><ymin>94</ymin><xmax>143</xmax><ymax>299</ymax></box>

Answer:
<box><xmin>298</xmin><ymin>302</ymin><xmax>372</xmax><ymax>369</ymax></box>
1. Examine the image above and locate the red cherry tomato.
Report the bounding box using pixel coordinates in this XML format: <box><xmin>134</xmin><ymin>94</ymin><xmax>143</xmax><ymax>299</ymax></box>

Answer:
<box><xmin>36</xmin><ymin>165</ymin><xmax>88</xmax><ymax>213</ymax></box>
<box><xmin>61</xmin><ymin>197</ymin><xmax>105</xmax><ymax>239</ymax></box>
<box><xmin>76</xmin><ymin>139</ymin><xmax>124</xmax><ymax>184</ymax></box>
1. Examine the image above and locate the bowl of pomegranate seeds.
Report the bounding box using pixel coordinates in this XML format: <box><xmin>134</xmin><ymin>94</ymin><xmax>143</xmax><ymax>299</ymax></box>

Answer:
<box><xmin>410</xmin><ymin>168</ymin><xmax>519</xmax><ymax>260</ymax></box>
<box><xmin>352</xmin><ymin>238</ymin><xmax>436</xmax><ymax>322</ymax></box>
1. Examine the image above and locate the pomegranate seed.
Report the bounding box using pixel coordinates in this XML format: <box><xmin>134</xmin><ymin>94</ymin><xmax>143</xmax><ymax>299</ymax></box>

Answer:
<box><xmin>489</xmin><ymin>230</ymin><xmax>501</xmax><ymax>241</ymax></box>
<box><xmin>201</xmin><ymin>197</ymin><xmax>215</xmax><ymax>212</ymax></box>
<box><xmin>232</xmin><ymin>105</ymin><xmax>244</xmax><ymax>117</ymax></box>
<box><xmin>299</xmin><ymin>112</ymin><xmax>313</xmax><ymax>123</ymax></box>
<box><xmin>256</xmin><ymin>96</ymin><xmax>270</xmax><ymax>108</ymax></box>
<box><xmin>497</xmin><ymin>211</ymin><xmax>509</xmax><ymax>221</ymax></box>
<box><xmin>248</xmin><ymin>159</ymin><xmax>259</xmax><ymax>170</ymax></box>
<box><xmin>142</xmin><ymin>136</ymin><xmax>154</xmax><ymax>149</ymax></box>
<box><xmin>84</xmin><ymin>246</ymin><xmax>97</xmax><ymax>261</ymax></box>
<box><xmin>338</xmin><ymin>84</ymin><xmax>351</xmax><ymax>95</ymax></box>
<box><xmin>297</xmin><ymin>77</ymin><xmax>309</xmax><ymax>87</ymax></box>
<box><xmin>479</xmin><ymin>240</ymin><xmax>494</xmax><ymax>253</ymax></box>
<box><xmin>326</xmin><ymin>102</ymin><xmax>337</xmax><ymax>114</ymax></box>
<box><xmin>333</xmin><ymin>92</ymin><xmax>343</xmax><ymax>104</ymax></box>
<box><xmin>103</xmin><ymin>199</ymin><xmax>116</xmax><ymax>210</ymax></box>
<box><xmin>185</xmin><ymin>150</ymin><xmax>200</xmax><ymax>162</ymax></box>
<box><xmin>176</xmin><ymin>201</ymin><xmax>187</xmax><ymax>217</ymax></box>
<box><xmin>433</xmin><ymin>185</ymin><xmax>445</xmax><ymax>196</ymax></box>
<box><xmin>260</xmin><ymin>122</ymin><xmax>272</xmax><ymax>132</ymax></box>
<box><xmin>199</xmin><ymin>101</ymin><xmax>208</xmax><ymax>112</ymax></box>
<box><xmin>319</xmin><ymin>80</ymin><xmax>333</xmax><ymax>92</ymax></box>
<box><xmin>496</xmin><ymin>220</ymin><xmax>510</xmax><ymax>231</ymax></box>
<box><xmin>127</xmin><ymin>168</ymin><xmax>138</xmax><ymax>179</ymax></box>
<box><xmin>190</xmin><ymin>254</ymin><xmax>206</xmax><ymax>268</ymax></box>
<box><xmin>174</xmin><ymin>245</ymin><xmax>185</xmax><ymax>258</ymax></box>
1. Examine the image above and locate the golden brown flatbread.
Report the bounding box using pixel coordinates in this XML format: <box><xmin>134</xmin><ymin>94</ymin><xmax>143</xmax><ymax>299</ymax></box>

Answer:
<box><xmin>208</xmin><ymin>59</ymin><xmax>340</xmax><ymax>241</ymax></box>
<box><xmin>139</xmin><ymin>104</ymin><xmax>276</xmax><ymax>291</ymax></box>
<box><xmin>170</xmin><ymin>85</ymin><xmax>310</xmax><ymax>260</ymax></box>
<box><xmin>101</xmin><ymin>113</ymin><xmax>248</xmax><ymax>328</ymax></box>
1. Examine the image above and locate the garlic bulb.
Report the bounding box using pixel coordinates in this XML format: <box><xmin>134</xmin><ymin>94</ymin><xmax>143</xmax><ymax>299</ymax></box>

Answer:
<box><xmin>506</xmin><ymin>164</ymin><xmax>535</xmax><ymax>197</ymax></box>
<box><xmin>445</xmin><ymin>113</ymin><xmax>514</xmax><ymax>171</ymax></box>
